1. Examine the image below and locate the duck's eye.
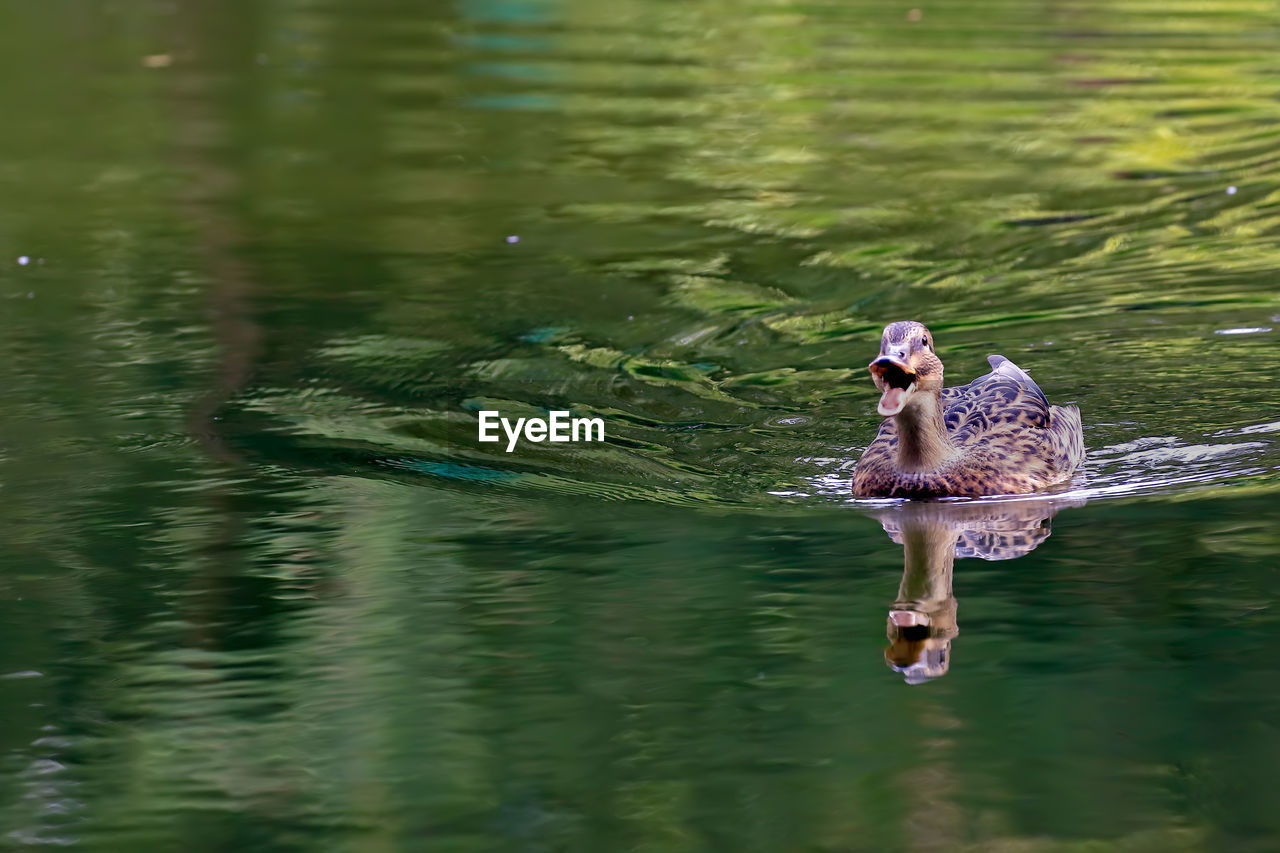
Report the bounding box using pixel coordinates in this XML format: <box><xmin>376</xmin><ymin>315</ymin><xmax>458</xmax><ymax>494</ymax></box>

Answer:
<box><xmin>922</xmin><ymin>336</ymin><xmax>930</xmax><ymax>348</ymax></box>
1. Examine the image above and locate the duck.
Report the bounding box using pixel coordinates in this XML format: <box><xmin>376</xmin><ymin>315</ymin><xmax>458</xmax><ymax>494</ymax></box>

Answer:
<box><xmin>851</xmin><ymin>321</ymin><xmax>1084</xmax><ymax>498</ymax></box>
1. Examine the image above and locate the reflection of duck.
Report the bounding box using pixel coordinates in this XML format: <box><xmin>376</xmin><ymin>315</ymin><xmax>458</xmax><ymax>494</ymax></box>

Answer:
<box><xmin>852</xmin><ymin>321</ymin><xmax>1084</xmax><ymax>498</ymax></box>
<box><xmin>875</xmin><ymin>497</ymin><xmax>1083</xmax><ymax>684</ymax></box>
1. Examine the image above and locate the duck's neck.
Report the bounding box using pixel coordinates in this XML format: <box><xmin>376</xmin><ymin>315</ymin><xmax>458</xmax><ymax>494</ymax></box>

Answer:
<box><xmin>896</xmin><ymin>520</ymin><xmax>957</xmax><ymax>605</ymax></box>
<box><xmin>894</xmin><ymin>389</ymin><xmax>960</xmax><ymax>473</ymax></box>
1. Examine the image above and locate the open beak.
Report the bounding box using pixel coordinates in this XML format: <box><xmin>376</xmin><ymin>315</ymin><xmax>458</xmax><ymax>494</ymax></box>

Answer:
<box><xmin>868</xmin><ymin>354</ymin><xmax>917</xmax><ymax>416</ymax></box>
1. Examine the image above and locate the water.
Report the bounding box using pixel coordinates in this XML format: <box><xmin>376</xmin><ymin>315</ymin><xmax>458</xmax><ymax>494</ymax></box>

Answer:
<box><xmin>2</xmin><ymin>0</ymin><xmax>1280</xmax><ymax>849</ymax></box>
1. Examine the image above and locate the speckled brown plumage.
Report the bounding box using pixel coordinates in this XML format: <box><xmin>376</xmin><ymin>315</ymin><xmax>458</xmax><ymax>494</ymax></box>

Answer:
<box><xmin>852</xmin><ymin>321</ymin><xmax>1084</xmax><ymax>498</ymax></box>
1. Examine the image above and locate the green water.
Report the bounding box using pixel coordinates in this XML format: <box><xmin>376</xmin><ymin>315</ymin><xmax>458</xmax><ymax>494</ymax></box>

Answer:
<box><xmin>3</xmin><ymin>0</ymin><xmax>1280</xmax><ymax>849</ymax></box>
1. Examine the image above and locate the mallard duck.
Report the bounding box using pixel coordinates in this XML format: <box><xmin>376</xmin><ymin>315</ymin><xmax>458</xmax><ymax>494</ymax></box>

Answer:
<box><xmin>851</xmin><ymin>321</ymin><xmax>1084</xmax><ymax>498</ymax></box>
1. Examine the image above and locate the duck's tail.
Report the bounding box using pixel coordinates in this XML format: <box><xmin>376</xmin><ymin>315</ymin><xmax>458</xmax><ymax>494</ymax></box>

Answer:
<box><xmin>1049</xmin><ymin>403</ymin><xmax>1085</xmax><ymax>477</ymax></box>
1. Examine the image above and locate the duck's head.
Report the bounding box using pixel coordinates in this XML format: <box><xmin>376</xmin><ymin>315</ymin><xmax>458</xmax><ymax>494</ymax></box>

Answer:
<box><xmin>868</xmin><ymin>320</ymin><xmax>944</xmax><ymax>417</ymax></box>
<box><xmin>885</xmin><ymin>609</ymin><xmax>954</xmax><ymax>685</ymax></box>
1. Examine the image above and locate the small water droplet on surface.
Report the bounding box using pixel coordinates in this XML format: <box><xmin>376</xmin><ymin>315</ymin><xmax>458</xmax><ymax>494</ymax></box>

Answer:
<box><xmin>17</xmin><ymin>256</ymin><xmax>29</xmax><ymax>265</ymax></box>
<box><xmin>1226</xmin><ymin>185</ymin><xmax>1238</xmax><ymax>194</ymax></box>
<box><xmin>505</xmin><ymin>235</ymin><xmax>520</xmax><ymax>243</ymax></box>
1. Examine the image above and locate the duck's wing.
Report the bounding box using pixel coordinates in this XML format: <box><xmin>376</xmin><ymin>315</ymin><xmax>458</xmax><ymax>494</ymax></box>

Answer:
<box><xmin>954</xmin><ymin>522</ymin><xmax>1053</xmax><ymax>560</ymax></box>
<box><xmin>942</xmin><ymin>354</ymin><xmax>1052</xmax><ymax>443</ymax></box>
<box><xmin>980</xmin><ymin>355</ymin><xmax>1050</xmax><ymax>411</ymax></box>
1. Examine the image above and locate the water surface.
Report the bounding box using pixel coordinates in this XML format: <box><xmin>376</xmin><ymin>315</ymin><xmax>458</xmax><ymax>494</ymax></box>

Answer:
<box><xmin>3</xmin><ymin>0</ymin><xmax>1280</xmax><ymax>849</ymax></box>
